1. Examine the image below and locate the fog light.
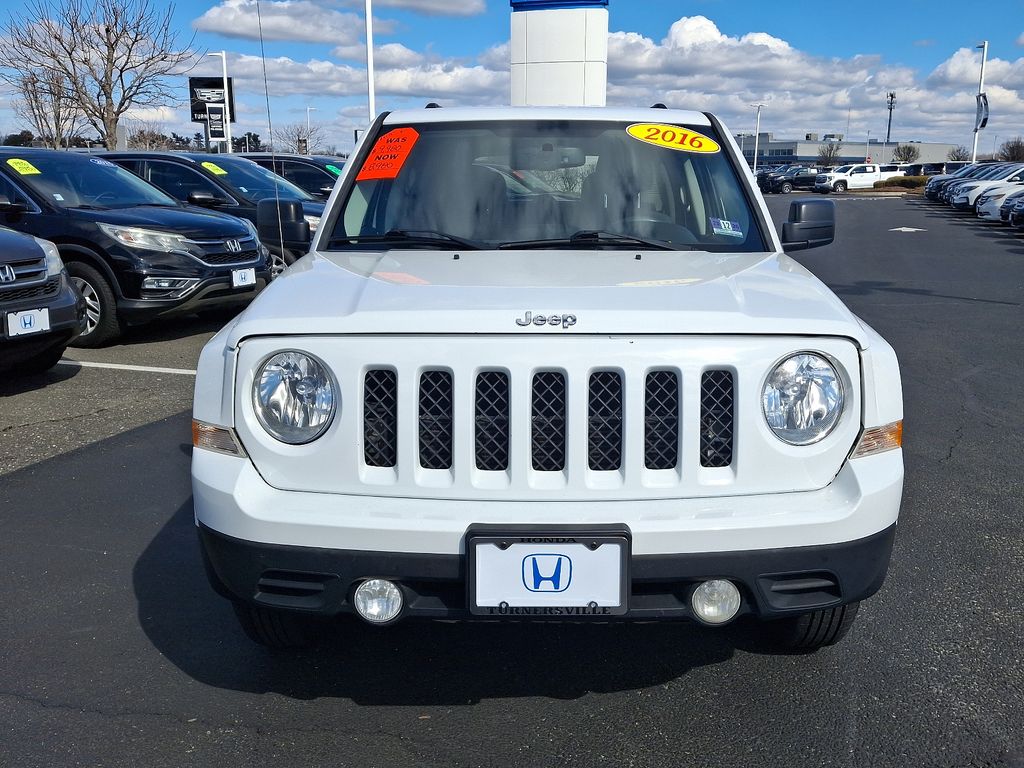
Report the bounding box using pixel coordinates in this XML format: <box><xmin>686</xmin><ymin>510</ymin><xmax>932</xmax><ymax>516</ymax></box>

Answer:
<box><xmin>353</xmin><ymin>579</ymin><xmax>403</xmax><ymax>624</ymax></box>
<box><xmin>691</xmin><ymin>579</ymin><xmax>742</xmax><ymax>625</ymax></box>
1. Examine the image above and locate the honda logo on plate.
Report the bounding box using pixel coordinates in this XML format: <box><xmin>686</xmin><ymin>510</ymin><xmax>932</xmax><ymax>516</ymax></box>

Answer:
<box><xmin>224</xmin><ymin>239</ymin><xmax>242</xmax><ymax>253</ymax></box>
<box><xmin>0</xmin><ymin>264</ymin><xmax>15</xmax><ymax>283</ymax></box>
<box><xmin>20</xmin><ymin>314</ymin><xmax>34</xmax><ymax>330</ymax></box>
<box><xmin>522</xmin><ymin>554</ymin><xmax>572</xmax><ymax>592</ymax></box>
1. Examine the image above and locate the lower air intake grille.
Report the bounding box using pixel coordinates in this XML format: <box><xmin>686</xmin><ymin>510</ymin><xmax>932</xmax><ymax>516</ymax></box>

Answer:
<box><xmin>588</xmin><ymin>371</ymin><xmax>623</xmax><ymax>471</ymax></box>
<box><xmin>364</xmin><ymin>370</ymin><xmax>397</xmax><ymax>467</ymax></box>
<box><xmin>645</xmin><ymin>371</ymin><xmax>679</xmax><ymax>469</ymax></box>
<box><xmin>531</xmin><ymin>372</ymin><xmax>566</xmax><ymax>471</ymax></box>
<box><xmin>475</xmin><ymin>371</ymin><xmax>510</xmax><ymax>471</ymax></box>
<box><xmin>418</xmin><ymin>371</ymin><xmax>453</xmax><ymax>469</ymax></box>
<box><xmin>700</xmin><ymin>370</ymin><xmax>735</xmax><ymax>468</ymax></box>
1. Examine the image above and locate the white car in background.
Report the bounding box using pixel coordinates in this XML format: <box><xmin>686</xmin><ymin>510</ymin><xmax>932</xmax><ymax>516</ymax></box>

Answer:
<box><xmin>977</xmin><ymin>185</ymin><xmax>1024</xmax><ymax>221</ymax></box>
<box><xmin>814</xmin><ymin>163</ymin><xmax>905</xmax><ymax>193</ymax></box>
<box><xmin>951</xmin><ymin>164</ymin><xmax>1024</xmax><ymax>211</ymax></box>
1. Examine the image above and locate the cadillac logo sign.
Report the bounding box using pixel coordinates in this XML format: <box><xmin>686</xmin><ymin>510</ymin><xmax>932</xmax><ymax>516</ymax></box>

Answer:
<box><xmin>189</xmin><ymin>76</ymin><xmax>235</xmax><ymax>124</ymax></box>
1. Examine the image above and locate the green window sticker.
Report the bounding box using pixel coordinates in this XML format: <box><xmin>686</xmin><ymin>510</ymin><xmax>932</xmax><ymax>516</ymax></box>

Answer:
<box><xmin>325</xmin><ymin>164</ymin><xmax>343</xmax><ymax>176</ymax></box>
<box><xmin>7</xmin><ymin>158</ymin><xmax>41</xmax><ymax>175</ymax></box>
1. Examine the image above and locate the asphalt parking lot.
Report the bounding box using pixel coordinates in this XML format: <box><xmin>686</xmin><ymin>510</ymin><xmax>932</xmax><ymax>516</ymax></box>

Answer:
<box><xmin>2</xmin><ymin>195</ymin><xmax>1022</xmax><ymax>768</ymax></box>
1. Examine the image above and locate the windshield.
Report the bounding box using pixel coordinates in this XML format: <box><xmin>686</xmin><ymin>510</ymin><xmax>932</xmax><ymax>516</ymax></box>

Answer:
<box><xmin>4</xmin><ymin>155</ymin><xmax>177</xmax><ymax>209</ymax></box>
<box><xmin>199</xmin><ymin>156</ymin><xmax>313</xmax><ymax>202</ymax></box>
<box><xmin>329</xmin><ymin>119</ymin><xmax>767</xmax><ymax>252</ymax></box>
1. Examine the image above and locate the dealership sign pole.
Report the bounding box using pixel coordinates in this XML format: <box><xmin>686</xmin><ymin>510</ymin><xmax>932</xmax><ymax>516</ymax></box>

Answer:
<box><xmin>365</xmin><ymin>0</ymin><xmax>376</xmax><ymax>123</ymax></box>
<box><xmin>971</xmin><ymin>40</ymin><xmax>988</xmax><ymax>164</ymax></box>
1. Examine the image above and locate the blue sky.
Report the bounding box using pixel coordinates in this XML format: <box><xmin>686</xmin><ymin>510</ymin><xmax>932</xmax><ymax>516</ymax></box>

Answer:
<box><xmin>3</xmin><ymin>0</ymin><xmax>1022</xmax><ymax>152</ymax></box>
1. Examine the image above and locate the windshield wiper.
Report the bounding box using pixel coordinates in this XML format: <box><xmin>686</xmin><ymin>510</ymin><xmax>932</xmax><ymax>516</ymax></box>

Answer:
<box><xmin>327</xmin><ymin>229</ymin><xmax>484</xmax><ymax>250</ymax></box>
<box><xmin>66</xmin><ymin>204</ymin><xmax>109</xmax><ymax>210</ymax></box>
<box><xmin>498</xmin><ymin>230</ymin><xmax>685</xmax><ymax>251</ymax></box>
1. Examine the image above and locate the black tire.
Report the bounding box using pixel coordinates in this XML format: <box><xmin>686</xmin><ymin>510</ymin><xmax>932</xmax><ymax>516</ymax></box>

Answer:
<box><xmin>18</xmin><ymin>345</ymin><xmax>67</xmax><ymax>375</ymax></box>
<box><xmin>833</xmin><ymin>181</ymin><xmax>848</xmax><ymax>193</ymax></box>
<box><xmin>781</xmin><ymin>182</ymin><xmax>793</xmax><ymax>194</ymax></box>
<box><xmin>232</xmin><ymin>602</ymin><xmax>320</xmax><ymax>649</ymax></box>
<box><xmin>66</xmin><ymin>262</ymin><xmax>121</xmax><ymax>347</ymax></box>
<box><xmin>768</xmin><ymin>602</ymin><xmax>860</xmax><ymax>653</ymax></box>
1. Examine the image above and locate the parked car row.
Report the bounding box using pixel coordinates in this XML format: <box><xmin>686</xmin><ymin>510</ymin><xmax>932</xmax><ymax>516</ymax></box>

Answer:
<box><xmin>0</xmin><ymin>149</ymin><xmax>344</xmax><ymax>364</ymax></box>
<box><xmin>924</xmin><ymin>161</ymin><xmax>1024</xmax><ymax>230</ymax></box>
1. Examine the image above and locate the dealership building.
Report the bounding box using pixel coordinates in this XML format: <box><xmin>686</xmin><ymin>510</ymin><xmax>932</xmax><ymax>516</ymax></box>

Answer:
<box><xmin>735</xmin><ymin>133</ymin><xmax>960</xmax><ymax>165</ymax></box>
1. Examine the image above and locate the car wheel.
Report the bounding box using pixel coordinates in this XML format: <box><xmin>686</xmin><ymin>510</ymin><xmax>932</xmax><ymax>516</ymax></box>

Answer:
<box><xmin>231</xmin><ymin>602</ymin><xmax>320</xmax><ymax>649</ymax></box>
<box><xmin>834</xmin><ymin>181</ymin><xmax>848</xmax><ymax>193</ymax></box>
<box><xmin>781</xmin><ymin>182</ymin><xmax>793</xmax><ymax>194</ymax></box>
<box><xmin>17</xmin><ymin>345</ymin><xmax>67</xmax><ymax>375</ymax></box>
<box><xmin>767</xmin><ymin>602</ymin><xmax>860</xmax><ymax>653</ymax></box>
<box><xmin>66</xmin><ymin>262</ymin><xmax>121</xmax><ymax>347</ymax></box>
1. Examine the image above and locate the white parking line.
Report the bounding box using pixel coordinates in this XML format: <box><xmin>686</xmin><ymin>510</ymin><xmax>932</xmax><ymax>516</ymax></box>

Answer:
<box><xmin>57</xmin><ymin>359</ymin><xmax>197</xmax><ymax>376</ymax></box>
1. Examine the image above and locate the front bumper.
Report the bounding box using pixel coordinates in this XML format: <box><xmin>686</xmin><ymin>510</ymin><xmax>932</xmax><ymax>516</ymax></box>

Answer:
<box><xmin>194</xmin><ymin>449</ymin><xmax>903</xmax><ymax>620</ymax></box>
<box><xmin>118</xmin><ymin>273</ymin><xmax>269</xmax><ymax>323</ymax></box>
<box><xmin>0</xmin><ymin>275</ymin><xmax>84</xmax><ymax>367</ymax></box>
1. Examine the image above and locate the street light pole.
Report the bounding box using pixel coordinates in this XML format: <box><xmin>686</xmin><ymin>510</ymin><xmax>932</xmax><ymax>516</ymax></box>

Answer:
<box><xmin>971</xmin><ymin>40</ymin><xmax>988</xmax><ymax>163</ymax></box>
<box><xmin>865</xmin><ymin>129</ymin><xmax>871</xmax><ymax>161</ymax></box>
<box><xmin>306</xmin><ymin>106</ymin><xmax>317</xmax><ymax>154</ymax></box>
<box><xmin>206</xmin><ymin>51</ymin><xmax>233</xmax><ymax>153</ymax></box>
<box><xmin>750</xmin><ymin>104</ymin><xmax>765</xmax><ymax>172</ymax></box>
<box><xmin>884</xmin><ymin>91</ymin><xmax>896</xmax><ymax>164</ymax></box>
<box><xmin>365</xmin><ymin>0</ymin><xmax>376</xmax><ymax>124</ymax></box>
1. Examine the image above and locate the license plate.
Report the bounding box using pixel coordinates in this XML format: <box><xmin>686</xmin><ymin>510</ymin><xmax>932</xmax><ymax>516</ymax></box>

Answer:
<box><xmin>232</xmin><ymin>268</ymin><xmax>256</xmax><ymax>288</ymax></box>
<box><xmin>468</xmin><ymin>530</ymin><xmax>629</xmax><ymax>617</ymax></box>
<box><xmin>6</xmin><ymin>308</ymin><xmax>50</xmax><ymax>337</ymax></box>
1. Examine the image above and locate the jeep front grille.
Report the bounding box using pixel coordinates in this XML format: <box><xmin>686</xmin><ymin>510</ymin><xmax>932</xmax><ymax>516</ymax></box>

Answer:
<box><xmin>531</xmin><ymin>372</ymin><xmax>567</xmax><ymax>471</ymax></box>
<box><xmin>700</xmin><ymin>370</ymin><xmax>735</xmax><ymax>468</ymax></box>
<box><xmin>363</xmin><ymin>370</ymin><xmax>398</xmax><ymax>467</ymax></box>
<box><xmin>418</xmin><ymin>370</ymin><xmax>453</xmax><ymax>470</ymax></box>
<box><xmin>360</xmin><ymin>366</ymin><xmax>734</xmax><ymax>474</ymax></box>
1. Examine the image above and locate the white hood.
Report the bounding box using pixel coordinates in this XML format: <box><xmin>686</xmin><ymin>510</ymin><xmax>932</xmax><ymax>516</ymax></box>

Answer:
<box><xmin>224</xmin><ymin>248</ymin><xmax>870</xmax><ymax>347</ymax></box>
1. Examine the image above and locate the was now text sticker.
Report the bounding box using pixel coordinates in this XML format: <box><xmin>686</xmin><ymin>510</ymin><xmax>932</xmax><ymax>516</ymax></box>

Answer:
<box><xmin>356</xmin><ymin>127</ymin><xmax>420</xmax><ymax>181</ymax></box>
<box><xmin>626</xmin><ymin>123</ymin><xmax>721</xmax><ymax>154</ymax></box>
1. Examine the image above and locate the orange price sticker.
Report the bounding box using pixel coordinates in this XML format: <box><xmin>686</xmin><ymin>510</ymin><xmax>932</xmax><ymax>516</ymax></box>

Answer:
<box><xmin>356</xmin><ymin>127</ymin><xmax>420</xmax><ymax>181</ymax></box>
<box><xmin>626</xmin><ymin>123</ymin><xmax>721</xmax><ymax>154</ymax></box>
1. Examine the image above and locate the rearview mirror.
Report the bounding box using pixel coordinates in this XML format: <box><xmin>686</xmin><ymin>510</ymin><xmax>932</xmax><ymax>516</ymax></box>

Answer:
<box><xmin>257</xmin><ymin>198</ymin><xmax>310</xmax><ymax>247</ymax></box>
<box><xmin>512</xmin><ymin>143</ymin><xmax>586</xmax><ymax>171</ymax></box>
<box><xmin>781</xmin><ymin>198</ymin><xmax>835</xmax><ymax>252</ymax></box>
<box><xmin>0</xmin><ymin>194</ymin><xmax>27</xmax><ymax>213</ymax></box>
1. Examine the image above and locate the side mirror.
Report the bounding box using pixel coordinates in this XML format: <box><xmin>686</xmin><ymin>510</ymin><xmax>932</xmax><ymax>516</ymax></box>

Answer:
<box><xmin>256</xmin><ymin>198</ymin><xmax>310</xmax><ymax>248</ymax></box>
<box><xmin>319</xmin><ymin>185</ymin><xmax>335</xmax><ymax>197</ymax></box>
<box><xmin>0</xmin><ymin>194</ymin><xmax>27</xmax><ymax>213</ymax></box>
<box><xmin>781</xmin><ymin>198</ymin><xmax>835</xmax><ymax>252</ymax></box>
<box><xmin>187</xmin><ymin>190</ymin><xmax>225</xmax><ymax>207</ymax></box>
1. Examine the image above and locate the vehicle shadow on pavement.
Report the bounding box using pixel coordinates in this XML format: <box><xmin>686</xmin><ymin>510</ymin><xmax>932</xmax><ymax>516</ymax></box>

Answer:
<box><xmin>829</xmin><ymin>280</ymin><xmax>1019</xmax><ymax>306</ymax></box>
<box><xmin>133</xmin><ymin>496</ymin><xmax>749</xmax><ymax>704</ymax></box>
<box><xmin>112</xmin><ymin>309</ymin><xmax>242</xmax><ymax>347</ymax></box>
<box><xmin>0</xmin><ymin>359</ymin><xmax>80</xmax><ymax>396</ymax></box>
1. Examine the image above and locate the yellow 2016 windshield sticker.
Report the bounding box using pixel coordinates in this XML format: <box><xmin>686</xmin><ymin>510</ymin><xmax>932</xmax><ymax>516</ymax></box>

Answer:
<box><xmin>626</xmin><ymin>123</ymin><xmax>721</xmax><ymax>154</ymax></box>
<box><xmin>7</xmin><ymin>158</ymin><xmax>41</xmax><ymax>175</ymax></box>
<box><xmin>201</xmin><ymin>161</ymin><xmax>227</xmax><ymax>175</ymax></box>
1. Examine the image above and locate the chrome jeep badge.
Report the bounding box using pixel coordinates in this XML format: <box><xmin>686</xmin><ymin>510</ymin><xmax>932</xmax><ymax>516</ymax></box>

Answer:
<box><xmin>515</xmin><ymin>311</ymin><xmax>577</xmax><ymax>329</ymax></box>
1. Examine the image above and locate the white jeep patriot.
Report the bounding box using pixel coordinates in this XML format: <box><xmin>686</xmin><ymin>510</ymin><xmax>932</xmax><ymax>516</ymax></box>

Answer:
<box><xmin>191</xmin><ymin>107</ymin><xmax>904</xmax><ymax>651</ymax></box>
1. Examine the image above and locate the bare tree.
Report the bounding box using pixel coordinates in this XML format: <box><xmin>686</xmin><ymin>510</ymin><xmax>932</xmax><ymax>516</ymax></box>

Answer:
<box><xmin>817</xmin><ymin>142</ymin><xmax>843</xmax><ymax>166</ymax></box>
<box><xmin>126</xmin><ymin>120</ymin><xmax>171</xmax><ymax>149</ymax></box>
<box><xmin>891</xmin><ymin>144</ymin><xmax>920</xmax><ymax>163</ymax></box>
<box><xmin>947</xmin><ymin>145</ymin><xmax>971</xmax><ymax>161</ymax></box>
<box><xmin>11</xmin><ymin>70</ymin><xmax>85</xmax><ymax>148</ymax></box>
<box><xmin>271</xmin><ymin>122</ymin><xmax>326</xmax><ymax>154</ymax></box>
<box><xmin>0</xmin><ymin>0</ymin><xmax>196</xmax><ymax>149</ymax></box>
<box><xmin>997</xmin><ymin>137</ymin><xmax>1024</xmax><ymax>162</ymax></box>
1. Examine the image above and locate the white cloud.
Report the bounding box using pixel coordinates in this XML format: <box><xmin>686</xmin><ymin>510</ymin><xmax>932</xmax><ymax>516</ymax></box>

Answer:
<box><xmin>360</xmin><ymin>0</ymin><xmax>485</xmax><ymax>15</ymax></box>
<box><xmin>193</xmin><ymin>0</ymin><xmax>393</xmax><ymax>45</ymax></box>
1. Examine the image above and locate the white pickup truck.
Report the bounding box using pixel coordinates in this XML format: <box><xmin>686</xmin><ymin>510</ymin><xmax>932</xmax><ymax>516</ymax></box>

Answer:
<box><xmin>191</xmin><ymin>106</ymin><xmax>904</xmax><ymax>653</ymax></box>
<box><xmin>815</xmin><ymin>163</ymin><xmax>905</xmax><ymax>193</ymax></box>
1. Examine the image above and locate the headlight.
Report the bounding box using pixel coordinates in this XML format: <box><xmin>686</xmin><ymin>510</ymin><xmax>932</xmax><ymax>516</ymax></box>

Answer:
<box><xmin>304</xmin><ymin>215</ymin><xmax>321</xmax><ymax>232</ymax></box>
<box><xmin>33</xmin><ymin>237</ymin><xmax>64</xmax><ymax>277</ymax></box>
<box><xmin>762</xmin><ymin>353</ymin><xmax>845</xmax><ymax>445</ymax></box>
<box><xmin>97</xmin><ymin>223</ymin><xmax>201</xmax><ymax>256</ymax></box>
<box><xmin>253</xmin><ymin>351</ymin><xmax>336</xmax><ymax>444</ymax></box>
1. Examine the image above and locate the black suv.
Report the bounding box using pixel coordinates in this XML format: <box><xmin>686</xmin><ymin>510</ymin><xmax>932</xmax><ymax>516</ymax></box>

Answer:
<box><xmin>0</xmin><ymin>226</ymin><xmax>85</xmax><ymax>372</ymax></box>
<box><xmin>0</xmin><ymin>149</ymin><xmax>270</xmax><ymax>346</ymax></box>
<box><xmin>103</xmin><ymin>152</ymin><xmax>324</xmax><ymax>271</ymax></box>
<box><xmin>766</xmin><ymin>166</ymin><xmax>821</xmax><ymax>194</ymax></box>
<box><xmin>242</xmin><ymin>153</ymin><xmax>345</xmax><ymax>200</ymax></box>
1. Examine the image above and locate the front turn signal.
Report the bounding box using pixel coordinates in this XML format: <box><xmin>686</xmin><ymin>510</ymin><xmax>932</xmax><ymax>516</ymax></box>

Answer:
<box><xmin>850</xmin><ymin>420</ymin><xmax>903</xmax><ymax>459</ymax></box>
<box><xmin>192</xmin><ymin>419</ymin><xmax>247</xmax><ymax>458</ymax></box>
